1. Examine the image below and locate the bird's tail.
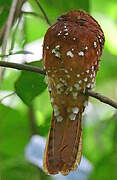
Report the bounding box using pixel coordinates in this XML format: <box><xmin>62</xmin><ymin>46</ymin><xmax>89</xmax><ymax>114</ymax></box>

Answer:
<box><xmin>43</xmin><ymin>104</ymin><xmax>84</xmax><ymax>175</ymax></box>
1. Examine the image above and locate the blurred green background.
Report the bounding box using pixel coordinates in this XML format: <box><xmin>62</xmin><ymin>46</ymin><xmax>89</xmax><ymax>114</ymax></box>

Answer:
<box><xmin>0</xmin><ymin>0</ymin><xmax>117</xmax><ymax>179</ymax></box>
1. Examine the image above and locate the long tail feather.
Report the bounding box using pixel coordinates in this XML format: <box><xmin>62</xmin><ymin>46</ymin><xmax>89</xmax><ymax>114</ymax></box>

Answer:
<box><xmin>43</xmin><ymin>108</ymin><xmax>83</xmax><ymax>175</ymax></box>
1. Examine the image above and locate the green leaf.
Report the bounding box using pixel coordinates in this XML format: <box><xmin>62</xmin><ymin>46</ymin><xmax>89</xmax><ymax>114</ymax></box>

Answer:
<box><xmin>0</xmin><ymin>103</ymin><xmax>51</xmax><ymax>180</ymax></box>
<box><xmin>0</xmin><ymin>103</ymin><xmax>29</xmax><ymax>158</ymax></box>
<box><xmin>83</xmin><ymin>115</ymin><xmax>116</xmax><ymax>165</ymax></box>
<box><xmin>34</xmin><ymin>89</ymin><xmax>52</xmax><ymax>136</ymax></box>
<box><xmin>15</xmin><ymin>61</ymin><xmax>47</xmax><ymax>106</ymax></box>
<box><xmin>0</xmin><ymin>0</ymin><xmax>12</xmax><ymax>29</ymax></box>
<box><xmin>0</xmin><ymin>0</ymin><xmax>12</xmax><ymax>7</ymax></box>
<box><xmin>2</xmin><ymin>156</ymin><xmax>52</xmax><ymax>180</ymax></box>
<box><xmin>24</xmin><ymin>15</ymin><xmax>49</xmax><ymax>44</ymax></box>
<box><xmin>1</xmin><ymin>69</ymin><xmax>20</xmax><ymax>91</ymax></box>
<box><xmin>2</xmin><ymin>158</ymin><xmax>40</xmax><ymax>180</ymax></box>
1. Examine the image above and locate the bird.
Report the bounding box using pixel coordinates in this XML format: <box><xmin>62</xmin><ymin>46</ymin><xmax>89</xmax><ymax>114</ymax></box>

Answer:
<box><xmin>42</xmin><ymin>10</ymin><xmax>105</xmax><ymax>176</ymax></box>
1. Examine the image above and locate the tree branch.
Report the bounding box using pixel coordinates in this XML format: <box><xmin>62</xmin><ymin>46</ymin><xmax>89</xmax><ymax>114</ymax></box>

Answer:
<box><xmin>0</xmin><ymin>61</ymin><xmax>117</xmax><ymax>109</ymax></box>
<box><xmin>1</xmin><ymin>0</ymin><xmax>18</xmax><ymax>54</ymax></box>
<box><xmin>34</xmin><ymin>0</ymin><xmax>51</xmax><ymax>26</ymax></box>
<box><xmin>86</xmin><ymin>90</ymin><xmax>117</xmax><ymax>109</ymax></box>
<box><xmin>0</xmin><ymin>61</ymin><xmax>46</xmax><ymax>75</ymax></box>
<box><xmin>0</xmin><ymin>0</ymin><xmax>18</xmax><ymax>87</ymax></box>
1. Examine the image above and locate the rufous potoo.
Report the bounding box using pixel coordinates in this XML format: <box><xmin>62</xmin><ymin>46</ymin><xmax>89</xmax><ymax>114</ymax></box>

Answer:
<box><xmin>43</xmin><ymin>10</ymin><xmax>105</xmax><ymax>175</ymax></box>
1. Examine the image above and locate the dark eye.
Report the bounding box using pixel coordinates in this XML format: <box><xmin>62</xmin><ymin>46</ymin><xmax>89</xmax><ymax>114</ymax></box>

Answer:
<box><xmin>79</xmin><ymin>18</ymin><xmax>87</xmax><ymax>22</ymax></box>
<box><xmin>78</xmin><ymin>18</ymin><xmax>87</xmax><ymax>26</ymax></box>
<box><xmin>57</xmin><ymin>16</ymin><xmax>67</xmax><ymax>21</ymax></box>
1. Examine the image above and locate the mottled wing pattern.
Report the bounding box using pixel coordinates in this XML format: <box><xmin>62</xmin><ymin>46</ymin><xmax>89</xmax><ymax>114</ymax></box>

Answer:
<box><xmin>43</xmin><ymin>10</ymin><xmax>105</xmax><ymax>175</ymax></box>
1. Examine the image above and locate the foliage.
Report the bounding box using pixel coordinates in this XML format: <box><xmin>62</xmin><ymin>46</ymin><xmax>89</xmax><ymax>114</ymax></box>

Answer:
<box><xmin>15</xmin><ymin>61</ymin><xmax>47</xmax><ymax>106</ymax></box>
<box><xmin>0</xmin><ymin>0</ymin><xmax>117</xmax><ymax>179</ymax></box>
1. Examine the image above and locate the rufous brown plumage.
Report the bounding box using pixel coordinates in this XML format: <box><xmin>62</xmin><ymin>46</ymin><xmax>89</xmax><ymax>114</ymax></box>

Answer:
<box><xmin>43</xmin><ymin>10</ymin><xmax>105</xmax><ymax>175</ymax></box>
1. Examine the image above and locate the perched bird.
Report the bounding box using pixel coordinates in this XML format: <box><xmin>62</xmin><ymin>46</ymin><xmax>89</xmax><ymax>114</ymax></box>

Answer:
<box><xmin>43</xmin><ymin>10</ymin><xmax>105</xmax><ymax>175</ymax></box>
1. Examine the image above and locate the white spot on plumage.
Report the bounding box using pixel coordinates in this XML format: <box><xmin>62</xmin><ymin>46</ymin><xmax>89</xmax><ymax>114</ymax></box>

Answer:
<box><xmin>84</xmin><ymin>77</ymin><xmax>88</xmax><ymax>82</ymax></box>
<box><xmin>55</xmin><ymin>45</ymin><xmax>60</xmax><ymax>49</ymax></box>
<box><xmin>93</xmin><ymin>71</ymin><xmax>96</xmax><ymax>77</ymax></box>
<box><xmin>64</xmin><ymin>69</ymin><xmax>68</xmax><ymax>73</ymax></box>
<box><xmin>64</xmin><ymin>29</ymin><xmax>68</xmax><ymax>31</ymax></box>
<box><xmin>69</xmin><ymin>87</ymin><xmax>73</xmax><ymax>91</ymax></box>
<box><xmin>60</xmin><ymin>78</ymin><xmax>67</xmax><ymax>85</ymax></box>
<box><xmin>90</xmin><ymin>74</ymin><xmax>93</xmax><ymax>78</ymax></box>
<box><xmin>48</xmin><ymin>87</ymin><xmax>52</xmax><ymax>92</ymax></box>
<box><xmin>92</xmin><ymin>78</ymin><xmax>95</xmax><ymax>82</ymax></box>
<box><xmin>91</xmin><ymin>84</ymin><xmax>94</xmax><ymax>88</ymax></box>
<box><xmin>86</xmin><ymin>69</ymin><xmax>89</xmax><ymax>73</ymax></box>
<box><xmin>51</xmin><ymin>97</ymin><xmax>54</xmax><ymax>103</ymax></box>
<box><xmin>69</xmin><ymin>113</ymin><xmax>76</xmax><ymax>120</ymax></box>
<box><xmin>58</xmin><ymin>32</ymin><xmax>61</xmax><ymax>36</ymax></box>
<box><xmin>94</xmin><ymin>41</ymin><xmax>97</xmax><ymax>48</ymax></box>
<box><xmin>95</xmin><ymin>61</ymin><xmax>97</xmax><ymax>65</ymax></box>
<box><xmin>52</xmin><ymin>48</ymin><xmax>61</xmax><ymax>58</ymax></box>
<box><xmin>64</xmin><ymin>25</ymin><xmax>67</xmax><ymax>28</ymax></box>
<box><xmin>77</xmin><ymin>74</ymin><xmax>80</xmax><ymax>78</ymax></box>
<box><xmin>67</xmin><ymin>75</ymin><xmax>70</xmax><ymax>78</ymax></box>
<box><xmin>78</xmin><ymin>80</ymin><xmax>82</xmax><ymax>84</ymax></box>
<box><xmin>52</xmin><ymin>49</ymin><xmax>56</xmax><ymax>53</ymax></box>
<box><xmin>54</xmin><ymin>110</ymin><xmax>60</xmax><ymax>116</ymax></box>
<box><xmin>56</xmin><ymin>83</ymin><xmax>63</xmax><ymax>89</ymax></box>
<box><xmin>53</xmin><ymin>105</ymin><xmax>60</xmax><ymax>116</ymax></box>
<box><xmin>73</xmin><ymin>37</ymin><xmax>76</xmax><ymax>40</ymax></box>
<box><xmin>72</xmin><ymin>107</ymin><xmax>79</xmax><ymax>114</ymax></box>
<box><xmin>78</xmin><ymin>51</ymin><xmax>84</xmax><ymax>56</ymax></box>
<box><xmin>86</xmin><ymin>83</ymin><xmax>91</xmax><ymax>88</ymax></box>
<box><xmin>46</xmin><ymin>46</ymin><xmax>49</xmax><ymax>49</ymax></box>
<box><xmin>71</xmin><ymin>48</ymin><xmax>74</xmax><ymax>51</ymax></box>
<box><xmin>72</xmin><ymin>92</ymin><xmax>78</xmax><ymax>99</ymax></box>
<box><xmin>74</xmin><ymin>83</ymin><xmax>80</xmax><ymax>90</ymax></box>
<box><xmin>53</xmin><ymin>105</ymin><xmax>59</xmax><ymax>111</ymax></box>
<box><xmin>66</xmin><ymin>51</ymin><xmax>74</xmax><ymax>58</ymax></box>
<box><xmin>56</xmin><ymin>116</ymin><xmax>63</xmax><ymax>122</ymax></box>
<box><xmin>65</xmin><ymin>32</ymin><xmax>68</xmax><ymax>36</ymax></box>
<box><xmin>99</xmin><ymin>38</ymin><xmax>102</xmax><ymax>43</ymax></box>
<box><xmin>92</xmin><ymin>66</ymin><xmax>94</xmax><ymax>71</ymax></box>
<box><xmin>85</xmin><ymin>46</ymin><xmax>88</xmax><ymax>50</ymax></box>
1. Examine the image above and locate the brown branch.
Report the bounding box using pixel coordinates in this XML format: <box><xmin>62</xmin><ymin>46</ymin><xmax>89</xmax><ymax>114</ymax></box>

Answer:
<box><xmin>86</xmin><ymin>90</ymin><xmax>117</xmax><ymax>109</ymax></box>
<box><xmin>0</xmin><ymin>61</ymin><xmax>117</xmax><ymax>109</ymax></box>
<box><xmin>0</xmin><ymin>61</ymin><xmax>46</xmax><ymax>75</ymax></box>
<box><xmin>34</xmin><ymin>0</ymin><xmax>51</xmax><ymax>26</ymax></box>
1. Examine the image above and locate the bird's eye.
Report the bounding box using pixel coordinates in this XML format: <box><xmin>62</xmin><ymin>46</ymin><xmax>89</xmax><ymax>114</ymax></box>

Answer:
<box><xmin>79</xmin><ymin>18</ymin><xmax>87</xmax><ymax>22</ymax></box>
<box><xmin>57</xmin><ymin>16</ymin><xmax>67</xmax><ymax>21</ymax></box>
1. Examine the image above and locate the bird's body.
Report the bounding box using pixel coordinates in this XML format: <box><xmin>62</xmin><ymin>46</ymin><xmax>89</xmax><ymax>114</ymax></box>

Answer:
<box><xmin>43</xmin><ymin>10</ymin><xmax>105</xmax><ymax>175</ymax></box>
